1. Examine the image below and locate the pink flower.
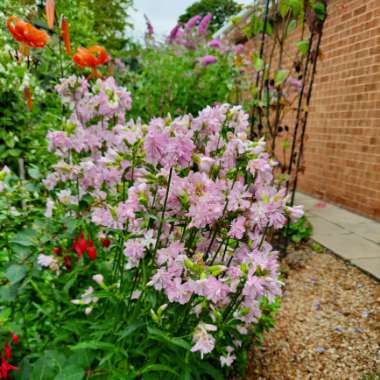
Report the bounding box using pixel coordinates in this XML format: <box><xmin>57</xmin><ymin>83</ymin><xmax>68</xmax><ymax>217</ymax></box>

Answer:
<box><xmin>227</xmin><ymin>180</ymin><xmax>251</xmax><ymax>212</ymax></box>
<box><xmin>208</xmin><ymin>38</ymin><xmax>221</xmax><ymax>49</ymax></box>
<box><xmin>248</xmin><ymin>156</ymin><xmax>273</xmax><ymax>183</ymax></box>
<box><xmin>143</xmin><ymin>119</ymin><xmax>169</xmax><ymax>165</ymax></box>
<box><xmin>44</xmin><ymin>198</ymin><xmax>54</xmax><ymax>218</ymax></box>
<box><xmin>229</xmin><ymin>216</ymin><xmax>246</xmax><ymax>239</ymax></box>
<box><xmin>167</xmin><ymin>24</ymin><xmax>182</xmax><ymax>43</ymax></box>
<box><xmin>287</xmin><ymin>205</ymin><xmax>304</xmax><ymax>221</ymax></box>
<box><xmin>198</xmin><ymin>155</ymin><xmax>215</xmax><ymax>173</ymax></box>
<box><xmin>124</xmin><ymin>239</ymin><xmax>145</xmax><ymax>269</ymax></box>
<box><xmin>234</xmin><ymin>44</ymin><xmax>245</xmax><ymax>54</ymax></box>
<box><xmin>92</xmin><ymin>207</ymin><xmax>122</xmax><ymax>229</ymax></box>
<box><xmin>198</xmin><ymin>13</ymin><xmax>212</xmax><ymax>35</ymax></box>
<box><xmin>188</xmin><ymin>189</ymin><xmax>225</xmax><ymax>228</ymax></box>
<box><xmin>287</xmin><ymin>76</ymin><xmax>302</xmax><ymax>92</ymax></box>
<box><xmin>37</xmin><ymin>254</ymin><xmax>54</xmax><ymax>267</ymax></box>
<box><xmin>47</xmin><ymin>131</ymin><xmax>72</xmax><ymax>154</ymax></box>
<box><xmin>198</xmin><ymin>55</ymin><xmax>217</xmax><ymax>66</ymax></box>
<box><xmin>191</xmin><ymin>322</ymin><xmax>217</xmax><ymax>358</ymax></box>
<box><xmin>220</xmin><ymin>346</ymin><xmax>236</xmax><ymax>367</ymax></box>
<box><xmin>193</xmin><ymin>276</ymin><xmax>231</xmax><ymax>304</ymax></box>
<box><xmin>185</xmin><ymin>15</ymin><xmax>201</xmax><ymax>31</ymax></box>
<box><xmin>92</xmin><ymin>274</ymin><xmax>104</xmax><ymax>285</ymax></box>
<box><xmin>157</xmin><ymin>242</ymin><xmax>184</xmax><ymax>266</ymax></box>
<box><xmin>164</xmin><ymin>134</ymin><xmax>195</xmax><ymax>168</ymax></box>
<box><xmin>144</xmin><ymin>14</ymin><xmax>154</xmax><ymax>37</ymax></box>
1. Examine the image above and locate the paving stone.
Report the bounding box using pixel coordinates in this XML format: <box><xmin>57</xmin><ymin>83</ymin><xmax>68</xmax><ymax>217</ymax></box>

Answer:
<box><xmin>296</xmin><ymin>193</ymin><xmax>380</xmax><ymax>280</ymax></box>
<box><xmin>351</xmin><ymin>258</ymin><xmax>380</xmax><ymax>279</ymax></box>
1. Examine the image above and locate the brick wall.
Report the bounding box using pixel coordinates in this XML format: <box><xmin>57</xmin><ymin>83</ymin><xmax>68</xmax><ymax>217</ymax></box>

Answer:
<box><xmin>226</xmin><ymin>0</ymin><xmax>380</xmax><ymax>220</ymax></box>
<box><xmin>298</xmin><ymin>0</ymin><xmax>380</xmax><ymax>220</ymax></box>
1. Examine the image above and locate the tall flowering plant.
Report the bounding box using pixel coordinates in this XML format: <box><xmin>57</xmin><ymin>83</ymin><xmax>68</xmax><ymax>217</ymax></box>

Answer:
<box><xmin>33</xmin><ymin>75</ymin><xmax>302</xmax><ymax>377</ymax></box>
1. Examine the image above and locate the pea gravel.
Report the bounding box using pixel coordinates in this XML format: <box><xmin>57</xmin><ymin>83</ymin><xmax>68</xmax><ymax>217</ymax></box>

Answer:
<box><xmin>238</xmin><ymin>246</ymin><xmax>380</xmax><ymax>380</ymax></box>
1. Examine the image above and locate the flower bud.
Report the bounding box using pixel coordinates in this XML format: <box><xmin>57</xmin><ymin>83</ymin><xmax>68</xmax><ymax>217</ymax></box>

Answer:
<box><xmin>92</xmin><ymin>274</ymin><xmax>104</xmax><ymax>285</ymax></box>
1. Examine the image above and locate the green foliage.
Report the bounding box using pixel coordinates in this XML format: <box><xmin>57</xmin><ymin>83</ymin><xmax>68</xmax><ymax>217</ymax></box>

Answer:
<box><xmin>75</xmin><ymin>0</ymin><xmax>134</xmax><ymax>53</ymax></box>
<box><xmin>178</xmin><ymin>0</ymin><xmax>243</xmax><ymax>33</ymax></box>
<box><xmin>0</xmin><ymin>0</ymin><xmax>134</xmax><ymax>173</ymax></box>
<box><xmin>284</xmin><ymin>215</ymin><xmax>313</xmax><ymax>243</ymax></box>
<box><xmin>126</xmin><ymin>45</ymin><xmax>237</xmax><ymax>121</ymax></box>
<box><xmin>311</xmin><ymin>242</ymin><xmax>322</xmax><ymax>253</ymax></box>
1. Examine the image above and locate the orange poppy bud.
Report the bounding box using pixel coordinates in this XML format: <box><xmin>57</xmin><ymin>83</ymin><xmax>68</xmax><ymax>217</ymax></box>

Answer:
<box><xmin>73</xmin><ymin>45</ymin><xmax>109</xmax><ymax>79</ymax></box>
<box><xmin>45</xmin><ymin>0</ymin><xmax>55</xmax><ymax>30</ymax></box>
<box><xmin>23</xmin><ymin>86</ymin><xmax>33</xmax><ymax>111</ymax></box>
<box><xmin>61</xmin><ymin>16</ymin><xmax>71</xmax><ymax>55</ymax></box>
<box><xmin>6</xmin><ymin>16</ymin><xmax>49</xmax><ymax>49</ymax></box>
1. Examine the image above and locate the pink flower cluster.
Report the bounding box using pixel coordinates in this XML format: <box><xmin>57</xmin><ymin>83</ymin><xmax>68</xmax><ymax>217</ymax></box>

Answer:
<box><xmin>45</xmin><ymin>75</ymin><xmax>303</xmax><ymax>364</ymax></box>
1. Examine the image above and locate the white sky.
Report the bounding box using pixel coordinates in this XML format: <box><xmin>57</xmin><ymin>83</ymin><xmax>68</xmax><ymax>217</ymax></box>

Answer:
<box><xmin>128</xmin><ymin>0</ymin><xmax>253</xmax><ymax>40</ymax></box>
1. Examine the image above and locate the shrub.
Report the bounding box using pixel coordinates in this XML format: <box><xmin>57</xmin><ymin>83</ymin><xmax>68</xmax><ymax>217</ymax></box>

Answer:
<box><xmin>0</xmin><ymin>75</ymin><xmax>303</xmax><ymax>378</ymax></box>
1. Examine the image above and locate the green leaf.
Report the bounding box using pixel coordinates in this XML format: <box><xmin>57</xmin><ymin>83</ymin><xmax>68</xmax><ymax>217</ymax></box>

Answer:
<box><xmin>292</xmin><ymin>234</ymin><xmax>302</xmax><ymax>243</ymax></box>
<box><xmin>253</xmin><ymin>54</ymin><xmax>264</xmax><ymax>72</ymax></box>
<box><xmin>296</xmin><ymin>40</ymin><xmax>310</xmax><ymax>55</ymax></box>
<box><xmin>148</xmin><ymin>327</ymin><xmax>191</xmax><ymax>350</ymax></box>
<box><xmin>12</xmin><ymin>229</ymin><xmax>37</xmax><ymax>247</ymax></box>
<box><xmin>65</xmin><ymin>349</ymin><xmax>95</xmax><ymax>369</ymax></box>
<box><xmin>196</xmin><ymin>361</ymin><xmax>224</xmax><ymax>380</ymax></box>
<box><xmin>28</xmin><ymin>166</ymin><xmax>41</xmax><ymax>180</ymax></box>
<box><xmin>15</xmin><ymin>357</ymin><xmax>32</xmax><ymax>380</ymax></box>
<box><xmin>0</xmin><ymin>285</ymin><xmax>18</xmax><ymax>302</ymax></box>
<box><xmin>70</xmin><ymin>341</ymin><xmax>115</xmax><ymax>351</ymax></box>
<box><xmin>275</xmin><ymin>69</ymin><xmax>289</xmax><ymax>86</ymax></box>
<box><xmin>279</xmin><ymin>1</ymin><xmax>290</xmax><ymax>18</ymax></box>
<box><xmin>30</xmin><ymin>351</ymin><xmax>66</xmax><ymax>380</ymax></box>
<box><xmin>287</xmin><ymin>19</ymin><xmax>297</xmax><ymax>34</ymax></box>
<box><xmin>313</xmin><ymin>1</ymin><xmax>327</xmax><ymax>20</ymax></box>
<box><xmin>54</xmin><ymin>365</ymin><xmax>84</xmax><ymax>380</ymax></box>
<box><xmin>118</xmin><ymin>321</ymin><xmax>145</xmax><ymax>339</ymax></box>
<box><xmin>6</xmin><ymin>264</ymin><xmax>27</xmax><ymax>284</ymax></box>
<box><xmin>138</xmin><ymin>364</ymin><xmax>178</xmax><ymax>377</ymax></box>
<box><xmin>289</xmin><ymin>0</ymin><xmax>302</xmax><ymax>15</ymax></box>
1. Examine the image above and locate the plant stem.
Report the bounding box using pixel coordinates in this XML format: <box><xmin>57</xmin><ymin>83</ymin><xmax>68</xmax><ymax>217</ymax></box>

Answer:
<box><xmin>152</xmin><ymin>167</ymin><xmax>173</xmax><ymax>256</ymax></box>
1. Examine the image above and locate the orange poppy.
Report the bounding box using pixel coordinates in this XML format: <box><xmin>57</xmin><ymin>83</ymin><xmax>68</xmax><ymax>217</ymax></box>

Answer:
<box><xmin>73</xmin><ymin>45</ymin><xmax>109</xmax><ymax>79</ymax></box>
<box><xmin>46</xmin><ymin>0</ymin><xmax>55</xmax><ymax>30</ymax></box>
<box><xmin>6</xmin><ymin>16</ymin><xmax>49</xmax><ymax>49</ymax></box>
<box><xmin>61</xmin><ymin>16</ymin><xmax>71</xmax><ymax>55</ymax></box>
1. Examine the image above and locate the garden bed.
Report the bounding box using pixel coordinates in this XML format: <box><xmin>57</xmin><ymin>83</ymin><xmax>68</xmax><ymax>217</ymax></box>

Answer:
<box><xmin>238</xmin><ymin>244</ymin><xmax>380</xmax><ymax>380</ymax></box>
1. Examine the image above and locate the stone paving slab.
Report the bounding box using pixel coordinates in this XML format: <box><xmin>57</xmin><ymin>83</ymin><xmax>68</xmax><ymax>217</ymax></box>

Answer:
<box><xmin>295</xmin><ymin>192</ymin><xmax>380</xmax><ymax>280</ymax></box>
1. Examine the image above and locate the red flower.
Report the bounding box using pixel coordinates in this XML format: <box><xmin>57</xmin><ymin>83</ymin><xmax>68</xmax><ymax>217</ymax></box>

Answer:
<box><xmin>73</xmin><ymin>234</ymin><xmax>87</xmax><ymax>257</ymax></box>
<box><xmin>87</xmin><ymin>246</ymin><xmax>97</xmax><ymax>261</ymax></box>
<box><xmin>0</xmin><ymin>358</ymin><xmax>17</xmax><ymax>379</ymax></box>
<box><xmin>101</xmin><ymin>238</ymin><xmax>111</xmax><ymax>248</ymax></box>
<box><xmin>11</xmin><ymin>334</ymin><xmax>19</xmax><ymax>345</ymax></box>
<box><xmin>52</xmin><ymin>247</ymin><xmax>61</xmax><ymax>255</ymax></box>
<box><xmin>4</xmin><ymin>343</ymin><xmax>11</xmax><ymax>359</ymax></box>
<box><xmin>64</xmin><ymin>256</ymin><xmax>72</xmax><ymax>271</ymax></box>
<box><xmin>72</xmin><ymin>232</ymin><xmax>97</xmax><ymax>261</ymax></box>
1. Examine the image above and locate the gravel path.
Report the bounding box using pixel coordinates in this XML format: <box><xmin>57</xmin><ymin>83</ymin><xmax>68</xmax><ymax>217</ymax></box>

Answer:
<box><xmin>241</xmin><ymin>246</ymin><xmax>380</xmax><ymax>380</ymax></box>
